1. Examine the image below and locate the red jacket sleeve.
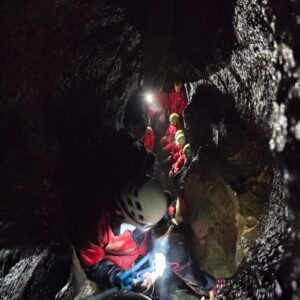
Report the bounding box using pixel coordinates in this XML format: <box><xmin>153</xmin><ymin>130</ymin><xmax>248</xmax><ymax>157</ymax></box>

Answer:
<box><xmin>142</xmin><ymin>127</ymin><xmax>155</xmax><ymax>151</ymax></box>
<box><xmin>148</xmin><ymin>127</ymin><xmax>155</xmax><ymax>151</ymax></box>
<box><xmin>168</xmin><ymin>90</ymin><xmax>175</xmax><ymax>114</ymax></box>
<box><xmin>79</xmin><ymin>213</ymin><xmax>110</xmax><ymax>267</ymax></box>
<box><xmin>172</xmin><ymin>154</ymin><xmax>186</xmax><ymax>174</ymax></box>
<box><xmin>166</xmin><ymin>124</ymin><xmax>176</xmax><ymax>144</ymax></box>
<box><xmin>179</xmin><ymin>97</ymin><xmax>188</xmax><ymax>115</ymax></box>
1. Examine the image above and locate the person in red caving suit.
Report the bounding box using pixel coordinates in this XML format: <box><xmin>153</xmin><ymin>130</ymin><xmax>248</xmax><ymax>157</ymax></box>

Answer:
<box><xmin>169</xmin><ymin>81</ymin><xmax>188</xmax><ymax>115</ymax></box>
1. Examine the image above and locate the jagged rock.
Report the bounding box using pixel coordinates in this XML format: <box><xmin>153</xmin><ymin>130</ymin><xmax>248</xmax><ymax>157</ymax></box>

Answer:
<box><xmin>0</xmin><ymin>245</ymin><xmax>71</xmax><ymax>300</ymax></box>
<box><xmin>189</xmin><ymin>0</ymin><xmax>279</xmax><ymax>136</ymax></box>
<box><xmin>55</xmin><ymin>246</ymin><xmax>98</xmax><ymax>300</ymax></box>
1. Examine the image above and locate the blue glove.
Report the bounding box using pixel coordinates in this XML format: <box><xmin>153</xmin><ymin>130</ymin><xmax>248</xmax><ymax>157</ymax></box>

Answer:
<box><xmin>113</xmin><ymin>271</ymin><xmax>134</xmax><ymax>290</ymax></box>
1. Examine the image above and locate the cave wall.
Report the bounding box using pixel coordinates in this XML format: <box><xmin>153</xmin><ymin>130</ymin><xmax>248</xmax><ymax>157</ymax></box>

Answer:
<box><xmin>182</xmin><ymin>0</ymin><xmax>300</xmax><ymax>298</ymax></box>
<box><xmin>0</xmin><ymin>0</ymin><xmax>142</xmax><ymax>240</ymax></box>
<box><xmin>0</xmin><ymin>1</ymin><xmax>143</xmax><ymax>298</ymax></box>
<box><xmin>182</xmin><ymin>82</ymin><xmax>274</xmax><ymax>278</ymax></box>
<box><xmin>187</xmin><ymin>0</ymin><xmax>280</xmax><ymax>136</ymax></box>
<box><xmin>218</xmin><ymin>170</ymin><xmax>289</xmax><ymax>299</ymax></box>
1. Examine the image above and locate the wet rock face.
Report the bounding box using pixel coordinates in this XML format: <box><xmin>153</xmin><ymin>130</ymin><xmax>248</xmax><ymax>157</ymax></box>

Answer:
<box><xmin>182</xmin><ymin>0</ymin><xmax>300</xmax><ymax>298</ymax></box>
<box><xmin>269</xmin><ymin>1</ymin><xmax>300</xmax><ymax>298</ymax></box>
<box><xmin>186</xmin><ymin>0</ymin><xmax>279</xmax><ymax>137</ymax></box>
<box><xmin>218</xmin><ymin>171</ymin><xmax>290</xmax><ymax>299</ymax></box>
<box><xmin>182</xmin><ymin>155</ymin><xmax>239</xmax><ymax>277</ymax></box>
<box><xmin>0</xmin><ymin>246</ymin><xmax>71</xmax><ymax>300</ymax></box>
<box><xmin>182</xmin><ymin>80</ymin><xmax>274</xmax><ymax>275</ymax></box>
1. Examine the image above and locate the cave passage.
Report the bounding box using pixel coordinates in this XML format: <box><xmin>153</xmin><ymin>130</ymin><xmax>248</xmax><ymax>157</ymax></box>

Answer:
<box><xmin>1</xmin><ymin>1</ymin><xmax>299</xmax><ymax>299</ymax></box>
<box><xmin>114</xmin><ymin>78</ymin><xmax>274</xmax><ymax>299</ymax></box>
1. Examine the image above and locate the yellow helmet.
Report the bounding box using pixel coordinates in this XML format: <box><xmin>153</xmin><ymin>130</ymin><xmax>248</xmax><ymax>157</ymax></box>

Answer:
<box><xmin>169</xmin><ymin>113</ymin><xmax>180</xmax><ymax>122</ymax></box>
<box><xmin>183</xmin><ymin>144</ymin><xmax>191</xmax><ymax>156</ymax></box>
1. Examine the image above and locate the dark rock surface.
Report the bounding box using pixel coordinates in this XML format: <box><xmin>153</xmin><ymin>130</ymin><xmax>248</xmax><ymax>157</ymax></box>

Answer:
<box><xmin>0</xmin><ymin>1</ymin><xmax>143</xmax><ymax>299</ymax></box>
<box><xmin>187</xmin><ymin>1</ymin><xmax>279</xmax><ymax>137</ymax></box>
<box><xmin>0</xmin><ymin>0</ymin><xmax>142</xmax><ymax>240</ymax></box>
<box><xmin>182</xmin><ymin>82</ymin><xmax>274</xmax><ymax>277</ymax></box>
<box><xmin>182</xmin><ymin>0</ymin><xmax>300</xmax><ymax>298</ymax></box>
<box><xmin>0</xmin><ymin>245</ymin><xmax>71</xmax><ymax>300</ymax></box>
<box><xmin>142</xmin><ymin>0</ymin><xmax>236</xmax><ymax>89</ymax></box>
<box><xmin>217</xmin><ymin>170</ymin><xmax>289</xmax><ymax>299</ymax></box>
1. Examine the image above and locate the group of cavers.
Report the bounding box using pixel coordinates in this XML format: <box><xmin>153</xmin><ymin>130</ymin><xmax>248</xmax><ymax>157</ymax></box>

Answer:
<box><xmin>141</xmin><ymin>80</ymin><xmax>191</xmax><ymax>178</ymax></box>
<box><xmin>75</xmin><ymin>80</ymin><xmax>225</xmax><ymax>300</ymax></box>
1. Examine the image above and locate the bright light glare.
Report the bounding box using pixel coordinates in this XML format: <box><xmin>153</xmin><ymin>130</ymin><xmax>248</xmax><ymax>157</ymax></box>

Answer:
<box><xmin>146</xmin><ymin>94</ymin><xmax>153</xmax><ymax>103</ymax></box>
<box><xmin>154</xmin><ymin>252</ymin><xmax>166</xmax><ymax>277</ymax></box>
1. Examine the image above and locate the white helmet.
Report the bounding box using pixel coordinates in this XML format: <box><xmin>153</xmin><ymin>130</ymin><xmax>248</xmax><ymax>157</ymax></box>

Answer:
<box><xmin>118</xmin><ymin>177</ymin><xmax>167</xmax><ymax>231</ymax></box>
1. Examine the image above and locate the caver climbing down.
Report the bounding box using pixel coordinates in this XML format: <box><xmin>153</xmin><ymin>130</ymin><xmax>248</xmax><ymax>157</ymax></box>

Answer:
<box><xmin>141</xmin><ymin>125</ymin><xmax>155</xmax><ymax>152</ymax></box>
<box><xmin>169</xmin><ymin>143</ymin><xmax>191</xmax><ymax>177</ymax></box>
<box><xmin>77</xmin><ymin>176</ymin><xmax>168</xmax><ymax>291</ymax></box>
<box><xmin>161</xmin><ymin>113</ymin><xmax>183</xmax><ymax>153</ymax></box>
<box><xmin>169</xmin><ymin>80</ymin><xmax>188</xmax><ymax>115</ymax></box>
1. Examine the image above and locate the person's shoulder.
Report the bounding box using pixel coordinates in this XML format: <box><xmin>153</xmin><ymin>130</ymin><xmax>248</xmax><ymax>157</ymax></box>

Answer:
<box><xmin>170</xmin><ymin>124</ymin><xmax>177</xmax><ymax>132</ymax></box>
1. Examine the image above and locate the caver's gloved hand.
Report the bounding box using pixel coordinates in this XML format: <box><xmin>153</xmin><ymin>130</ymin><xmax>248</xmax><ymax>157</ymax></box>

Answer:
<box><xmin>84</xmin><ymin>259</ymin><xmax>124</xmax><ymax>288</ymax></box>
<box><xmin>154</xmin><ymin>252</ymin><xmax>167</xmax><ymax>277</ymax></box>
<box><xmin>141</xmin><ymin>252</ymin><xmax>166</xmax><ymax>290</ymax></box>
<box><xmin>141</xmin><ymin>271</ymin><xmax>158</xmax><ymax>290</ymax></box>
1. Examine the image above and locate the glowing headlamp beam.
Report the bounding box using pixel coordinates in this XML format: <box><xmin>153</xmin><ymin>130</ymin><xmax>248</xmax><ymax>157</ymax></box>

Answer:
<box><xmin>146</xmin><ymin>93</ymin><xmax>153</xmax><ymax>103</ymax></box>
<box><xmin>154</xmin><ymin>252</ymin><xmax>166</xmax><ymax>277</ymax></box>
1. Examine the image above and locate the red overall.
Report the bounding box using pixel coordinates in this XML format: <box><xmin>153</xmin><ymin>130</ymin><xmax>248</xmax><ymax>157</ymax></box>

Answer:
<box><xmin>169</xmin><ymin>150</ymin><xmax>186</xmax><ymax>176</ymax></box>
<box><xmin>172</xmin><ymin>143</ymin><xmax>184</xmax><ymax>162</ymax></box>
<box><xmin>169</xmin><ymin>90</ymin><xmax>188</xmax><ymax>115</ymax></box>
<box><xmin>164</xmin><ymin>142</ymin><xmax>183</xmax><ymax>170</ymax></box>
<box><xmin>80</xmin><ymin>212</ymin><xmax>149</xmax><ymax>270</ymax></box>
<box><xmin>141</xmin><ymin>126</ymin><xmax>155</xmax><ymax>151</ymax></box>
<box><xmin>161</xmin><ymin>124</ymin><xmax>177</xmax><ymax>147</ymax></box>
